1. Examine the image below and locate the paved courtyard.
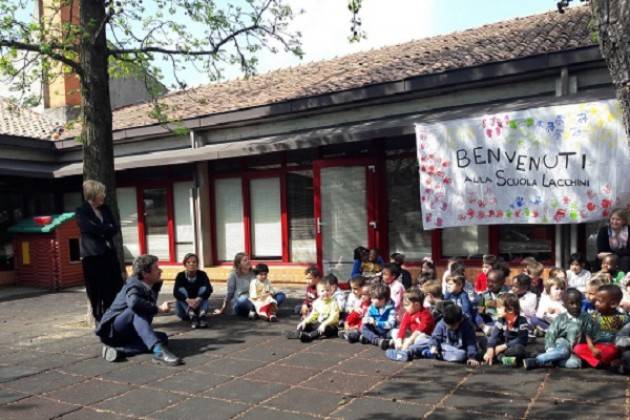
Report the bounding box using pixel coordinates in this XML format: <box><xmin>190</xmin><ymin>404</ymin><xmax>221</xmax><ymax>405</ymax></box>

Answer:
<box><xmin>0</xmin><ymin>286</ymin><xmax>627</xmax><ymax>419</ymax></box>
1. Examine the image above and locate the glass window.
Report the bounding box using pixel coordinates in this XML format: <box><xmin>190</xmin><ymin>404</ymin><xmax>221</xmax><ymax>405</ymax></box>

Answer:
<box><xmin>117</xmin><ymin>187</ymin><xmax>140</xmax><ymax>262</ymax></box>
<box><xmin>143</xmin><ymin>188</ymin><xmax>169</xmax><ymax>260</ymax></box>
<box><xmin>215</xmin><ymin>178</ymin><xmax>245</xmax><ymax>261</ymax></box>
<box><xmin>250</xmin><ymin>177</ymin><xmax>282</xmax><ymax>258</ymax></box>
<box><xmin>585</xmin><ymin>220</ymin><xmax>607</xmax><ymax>265</ymax></box>
<box><xmin>498</xmin><ymin>225</ymin><xmax>554</xmax><ymax>262</ymax></box>
<box><xmin>386</xmin><ymin>157</ymin><xmax>432</xmax><ymax>261</ymax></box>
<box><xmin>0</xmin><ymin>192</ymin><xmax>23</xmax><ymax>270</ymax></box>
<box><xmin>441</xmin><ymin>226</ymin><xmax>490</xmax><ymax>259</ymax></box>
<box><xmin>68</xmin><ymin>239</ymin><xmax>81</xmax><ymax>262</ymax></box>
<box><xmin>173</xmin><ymin>181</ymin><xmax>195</xmax><ymax>262</ymax></box>
<box><xmin>287</xmin><ymin>171</ymin><xmax>316</xmax><ymax>263</ymax></box>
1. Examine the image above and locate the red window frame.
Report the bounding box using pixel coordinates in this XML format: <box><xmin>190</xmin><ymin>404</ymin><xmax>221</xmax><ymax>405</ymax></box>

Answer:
<box><xmin>118</xmin><ymin>178</ymin><xmax>192</xmax><ymax>264</ymax></box>
<box><xmin>210</xmin><ymin>167</ymin><xmax>299</xmax><ymax>264</ymax></box>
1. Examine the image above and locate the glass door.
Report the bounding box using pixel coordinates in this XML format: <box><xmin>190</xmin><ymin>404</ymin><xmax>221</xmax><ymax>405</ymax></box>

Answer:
<box><xmin>314</xmin><ymin>159</ymin><xmax>378</xmax><ymax>281</ymax></box>
<box><xmin>143</xmin><ymin>187</ymin><xmax>171</xmax><ymax>261</ymax></box>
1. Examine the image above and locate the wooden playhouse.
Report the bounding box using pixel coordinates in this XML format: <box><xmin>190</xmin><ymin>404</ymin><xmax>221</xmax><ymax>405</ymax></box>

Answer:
<box><xmin>8</xmin><ymin>213</ymin><xmax>84</xmax><ymax>290</ymax></box>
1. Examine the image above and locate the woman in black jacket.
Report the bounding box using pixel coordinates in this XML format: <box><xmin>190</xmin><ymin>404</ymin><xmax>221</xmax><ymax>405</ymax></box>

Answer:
<box><xmin>75</xmin><ymin>180</ymin><xmax>124</xmax><ymax>321</ymax></box>
<box><xmin>596</xmin><ymin>208</ymin><xmax>630</xmax><ymax>273</ymax></box>
<box><xmin>173</xmin><ymin>253</ymin><xmax>212</xmax><ymax>328</ymax></box>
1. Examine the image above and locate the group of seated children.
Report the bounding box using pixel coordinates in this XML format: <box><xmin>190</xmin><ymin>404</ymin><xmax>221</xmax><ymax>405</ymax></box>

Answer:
<box><xmin>288</xmin><ymin>250</ymin><xmax>630</xmax><ymax>373</ymax></box>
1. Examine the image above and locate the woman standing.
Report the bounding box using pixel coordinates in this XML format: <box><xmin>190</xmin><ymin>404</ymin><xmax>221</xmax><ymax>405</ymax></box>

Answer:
<box><xmin>75</xmin><ymin>180</ymin><xmax>124</xmax><ymax>321</ymax></box>
<box><xmin>596</xmin><ymin>208</ymin><xmax>630</xmax><ymax>273</ymax></box>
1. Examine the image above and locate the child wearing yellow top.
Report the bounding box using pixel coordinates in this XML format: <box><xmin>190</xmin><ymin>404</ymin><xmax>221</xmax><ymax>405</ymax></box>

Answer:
<box><xmin>287</xmin><ymin>277</ymin><xmax>340</xmax><ymax>342</ymax></box>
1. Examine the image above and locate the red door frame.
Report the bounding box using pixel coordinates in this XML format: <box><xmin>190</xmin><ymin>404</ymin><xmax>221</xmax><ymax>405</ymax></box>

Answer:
<box><xmin>313</xmin><ymin>157</ymin><xmax>379</xmax><ymax>273</ymax></box>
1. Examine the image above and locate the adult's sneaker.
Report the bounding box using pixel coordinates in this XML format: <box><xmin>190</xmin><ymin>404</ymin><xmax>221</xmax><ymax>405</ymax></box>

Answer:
<box><xmin>191</xmin><ymin>315</ymin><xmax>200</xmax><ymax>329</ymax></box>
<box><xmin>102</xmin><ymin>345</ymin><xmax>120</xmax><ymax>363</ymax></box>
<box><xmin>385</xmin><ymin>349</ymin><xmax>411</xmax><ymax>362</ymax></box>
<box><xmin>197</xmin><ymin>314</ymin><xmax>208</xmax><ymax>328</ymax></box>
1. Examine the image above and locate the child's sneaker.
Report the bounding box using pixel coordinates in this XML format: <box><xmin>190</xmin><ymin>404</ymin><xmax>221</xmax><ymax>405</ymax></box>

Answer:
<box><xmin>259</xmin><ymin>313</ymin><xmax>269</xmax><ymax>321</ymax></box>
<box><xmin>386</xmin><ymin>349</ymin><xmax>411</xmax><ymax>362</ymax></box>
<box><xmin>500</xmin><ymin>356</ymin><xmax>517</xmax><ymax>367</ymax></box>
<box><xmin>378</xmin><ymin>338</ymin><xmax>391</xmax><ymax>350</ymax></box>
<box><xmin>248</xmin><ymin>310</ymin><xmax>257</xmax><ymax>320</ymax></box>
<box><xmin>102</xmin><ymin>345</ymin><xmax>121</xmax><ymax>363</ymax></box>
<box><xmin>347</xmin><ymin>330</ymin><xmax>360</xmax><ymax>343</ymax></box>
<box><xmin>482</xmin><ymin>325</ymin><xmax>493</xmax><ymax>335</ymax></box>
<box><xmin>359</xmin><ymin>334</ymin><xmax>370</xmax><ymax>345</ymax></box>
<box><xmin>420</xmin><ymin>348</ymin><xmax>436</xmax><ymax>359</ymax></box>
<box><xmin>522</xmin><ymin>358</ymin><xmax>538</xmax><ymax>370</ymax></box>
<box><xmin>286</xmin><ymin>330</ymin><xmax>301</xmax><ymax>339</ymax></box>
<box><xmin>299</xmin><ymin>332</ymin><xmax>314</xmax><ymax>343</ymax></box>
<box><xmin>269</xmin><ymin>315</ymin><xmax>278</xmax><ymax>322</ymax></box>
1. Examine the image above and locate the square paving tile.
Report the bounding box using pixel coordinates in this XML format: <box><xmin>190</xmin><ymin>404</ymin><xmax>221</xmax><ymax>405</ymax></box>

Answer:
<box><xmin>463</xmin><ymin>368</ymin><xmax>546</xmax><ymax>397</ymax></box>
<box><xmin>44</xmin><ymin>378</ymin><xmax>132</xmax><ymax>405</ymax></box>
<box><xmin>93</xmin><ymin>387</ymin><xmax>185</xmax><ymax>417</ymax></box>
<box><xmin>150</xmin><ymin>396</ymin><xmax>248</xmax><ymax>419</ymax></box>
<box><xmin>336</xmin><ymin>357</ymin><xmax>404</xmax><ymax>377</ymax></box>
<box><xmin>54</xmin><ymin>407</ymin><xmax>128</xmax><ymax>419</ymax></box>
<box><xmin>205</xmin><ymin>378</ymin><xmax>287</xmax><ymax>403</ymax></box>
<box><xmin>240</xmin><ymin>406</ymin><xmax>320</xmax><ymax>420</ymax></box>
<box><xmin>300</xmin><ymin>372</ymin><xmax>381</xmax><ymax>396</ymax></box>
<box><xmin>332</xmin><ymin>396</ymin><xmax>429</xmax><ymax>419</ymax></box>
<box><xmin>365</xmin><ymin>379</ymin><xmax>449</xmax><ymax>406</ymax></box>
<box><xmin>265</xmin><ymin>387</ymin><xmax>350</xmax><ymax>416</ymax></box>
<box><xmin>542</xmin><ymin>375</ymin><xmax>627</xmax><ymax>405</ymax></box>
<box><xmin>445</xmin><ymin>387</ymin><xmax>530</xmax><ymax>417</ymax></box>
<box><xmin>198</xmin><ymin>357</ymin><xmax>267</xmax><ymax>377</ymax></box>
<box><xmin>0</xmin><ymin>387</ymin><xmax>28</xmax><ymax>405</ymax></box>
<box><xmin>233</xmin><ymin>345</ymin><xmax>294</xmax><ymax>362</ymax></box>
<box><xmin>0</xmin><ymin>396</ymin><xmax>77</xmax><ymax>420</ymax></box>
<box><xmin>59</xmin><ymin>357</ymin><xmax>122</xmax><ymax>377</ymax></box>
<box><xmin>153</xmin><ymin>371</ymin><xmax>231</xmax><ymax>394</ymax></box>
<box><xmin>3</xmin><ymin>370</ymin><xmax>86</xmax><ymax>394</ymax></box>
<box><xmin>277</xmin><ymin>351</ymin><xmax>345</xmax><ymax>370</ymax></box>
<box><xmin>245</xmin><ymin>364</ymin><xmax>320</xmax><ymax>385</ymax></box>
<box><xmin>427</xmin><ymin>407</ymin><xmax>517</xmax><ymax>419</ymax></box>
<box><xmin>527</xmin><ymin>399</ymin><xmax>626</xmax><ymax>419</ymax></box>
<box><xmin>0</xmin><ymin>366</ymin><xmax>44</xmax><ymax>384</ymax></box>
<box><xmin>306</xmin><ymin>339</ymin><xmax>361</xmax><ymax>356</ymax></box>
<box><xmin>98</xmin><ymin>362</ymin><xmax>176</xmax><ymax>384</ymax></box>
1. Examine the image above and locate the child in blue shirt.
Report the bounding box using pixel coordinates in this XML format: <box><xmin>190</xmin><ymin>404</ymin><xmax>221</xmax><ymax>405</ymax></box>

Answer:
<box><xmin>428</xmin><ymin>303</ymin><xmax>480</xmax><ymax>366</ymax></box>
<box><xmin>360</xmin><ymin>282</ymin><xmax>396</xmax><ymax>350</ymax></box>
<box><xmin>444</xmin><ymin>275</ymin><xmax>475</xmax><ymax>321</ymax></box>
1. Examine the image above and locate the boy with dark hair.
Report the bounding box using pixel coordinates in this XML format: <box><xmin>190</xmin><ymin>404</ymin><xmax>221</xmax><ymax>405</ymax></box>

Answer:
<box><xmin>600</xmin><ymin>254</ymin><xmax>625</xmax><ymax>285</ymax></box>
<box><xmin>483</xmin><ymin>293</ymin><xmax>529</xmax><ymax>367</ymax></box>
<box><xmin>385</xmin><ymin>289</ymin><xmax>435</xmax><ymax>362</ymax></box>
<box><xmin>444</xmin><ymin>275</ymin><xmax>475</xmax><ymax>321</ymax></box>
<box><xmin>390</xmin><ymin>252</ymin><xmax>412</xmax><ymax>289</ymax></box>
<box><xmin>296</xmin><ymin>265</ymin><xmax>321</xmax><ymax>318</ymax></box>
<box><xmin>523</xmin><ymin>288</ymin><xmax>588</xmax><ymax>370</ymax></box>
<box><xmin>360</xmin><ymin>282</ymin><xmax>396</xmax><ymax>350</ymax></box>
<box><xmin>477</xmin><ymin>269</ymin><xmax>510</xmax><ymax>333</ymax></box>
<box><xmin>574</xmin><ymin>284</ymin><xmax>630</xmax><ymax>368</ymax></box>
<box><xmin>428</xmin><ymin>303</ymin><xmax>480</xmax><ymax>366</ymax></box>
<box><xmin>474</xmin><ymin>254</ymin><xmax>497</xmax><ymax>293</ymax></box>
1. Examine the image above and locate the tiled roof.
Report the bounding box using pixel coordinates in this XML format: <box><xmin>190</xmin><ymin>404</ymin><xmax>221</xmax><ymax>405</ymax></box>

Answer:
<box><xmin>0</xmin><ymin>98</ymin><xmax>61</xmax><ymax>140</ymax></box>
<box><xmin>63</xmin><ymin>5</ymin><xmax>593</xmax><ymax>139</ymax></box>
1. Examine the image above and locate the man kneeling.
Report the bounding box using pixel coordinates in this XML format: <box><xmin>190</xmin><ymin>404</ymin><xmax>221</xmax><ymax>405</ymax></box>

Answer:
<box><xmin>96</xmin><ymin>254</ymin><xmax>183</xmax><ymax>366</ymax></box>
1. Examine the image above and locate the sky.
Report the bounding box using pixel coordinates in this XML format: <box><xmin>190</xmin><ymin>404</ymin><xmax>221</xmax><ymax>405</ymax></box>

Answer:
<box><xmin>166</xmin><ymin>0</ymin><xmax>559</xmax><ymax>87</ymax></box>
<box><xmin>0</xmin><ymin>0</ymin><xmax>560</xmax><ymax>101</ymax></box>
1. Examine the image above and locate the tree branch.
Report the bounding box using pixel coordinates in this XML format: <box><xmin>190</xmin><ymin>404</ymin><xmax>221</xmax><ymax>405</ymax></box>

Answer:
<box><xmin>0</xmin><ymin>39</ymin><xmax>81</xmax><ymax>75</ymax></box>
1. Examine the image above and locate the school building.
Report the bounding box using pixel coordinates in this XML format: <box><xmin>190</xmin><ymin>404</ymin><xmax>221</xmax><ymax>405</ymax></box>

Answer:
<box><xmin>0</xmin><ymin>6</ymin><xmax>618</xmax><ymax>285</ymax></box>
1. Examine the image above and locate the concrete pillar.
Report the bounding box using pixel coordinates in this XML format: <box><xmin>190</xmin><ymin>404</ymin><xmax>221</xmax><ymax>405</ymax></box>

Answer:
<box><xmin>194</xmin><ymin>161</ymin><xmax>213</xmax><ymax>267</ymax></box>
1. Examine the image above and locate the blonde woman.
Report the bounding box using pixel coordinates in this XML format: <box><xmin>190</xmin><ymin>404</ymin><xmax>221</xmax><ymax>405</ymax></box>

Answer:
<box><xmin>75</xmin><ymin>180</ymin><xmax>123</xmax><ymax>321</ymax></box>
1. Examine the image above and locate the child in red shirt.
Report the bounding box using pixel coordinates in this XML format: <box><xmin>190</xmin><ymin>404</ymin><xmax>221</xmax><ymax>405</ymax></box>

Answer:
<box><xmin>474</xmin><ymin>254</ymin><xmax>497</xmax><ymax>293</ymax></box>
<box><xmin>295</xmin><ymin>266</ymin><xmax>321</xmax><ymax>318</ymax></box>
<box><xmin>341</xmin><ymin>282</ymin><xmax>371</xmax><ymax>343</ymax></box>
<box><xmin>386</xmin><ymin>289</ymin><xmax>434</xmax><ymax>361</ymax></box>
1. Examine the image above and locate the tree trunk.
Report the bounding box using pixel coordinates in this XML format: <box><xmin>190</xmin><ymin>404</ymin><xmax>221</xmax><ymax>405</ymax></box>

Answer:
<box><xmin>591</xmin><ymin>0</ymin><xmax>630</xmax><ymax>142</ymax></box>
<box><xmin>79</xmin><ymin>1</ymin><xmax>126</xmax><ymax>279</ymax></box>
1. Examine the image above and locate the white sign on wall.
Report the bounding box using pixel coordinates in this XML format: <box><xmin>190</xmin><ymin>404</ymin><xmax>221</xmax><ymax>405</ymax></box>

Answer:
<box><xmin>415</xmin><ymin>99</ymin><xmax>630</xmax><ymax>230</ymax></box>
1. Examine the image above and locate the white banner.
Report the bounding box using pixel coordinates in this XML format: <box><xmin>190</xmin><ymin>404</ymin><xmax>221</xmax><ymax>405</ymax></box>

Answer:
<box><xmin>416</xmin><ymin>99</ymin><xmax>630</xmax><ymax>230</ymax></box>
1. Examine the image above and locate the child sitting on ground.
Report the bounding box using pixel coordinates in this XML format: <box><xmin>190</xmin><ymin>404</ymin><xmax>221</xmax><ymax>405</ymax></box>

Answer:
<box><xmin>477</xmin><ymin>269</ymin><xmax>510</xmax><ymax>334</ymax></box>
<box><xmin>574</xmin><ymin>284</ymin><xmax>630</xmax><ymax>368</ymax></box>
<box><xmin>474</xmin><ymin>254</ymin><xmax>497</xmax><ymax>293</ymax></box>
<box><xmin>483</xmin><ymin>293</ymin><xmax>529</xmax><ymax>367</ymax></box>
<box><xmin>288</xmin><ymin>277</ymin><xmax>340</xmax><ymax>342</ymax></box>
<box><xmin>421</xmin><ymin>280</ymin><xmax>444</xmax><ymax>323</ymax></box>
<box><xmin>341</xmin><ymin>281</ymin><xmax>371</xmax><ymax>343</ymax></box>
<box><xmin>444</xmin><ymin>274</ymin><xmax>475</xmax><ymax>322</ymax></box>
<box><xmin>566</xmin><ymin>252</ymin><xmax>591</xmax><ymax>292</ymax></box>
<box><xmin>173</xmin><ymin>253</ymin><xmax>212</xmax><ymax>329</ymax></box>
<box><xmin>511</xmin><ymin>273</ymin><xmax>538</xmax><ymax>338</ymax></box>
<box><xmin>382</xmin><ymin>263</ymin><xmax>405</xmax><ymax>320</ymax></box>
<box><xmin>523</xmin><ymin>288</ymin><xmax>588</xmax><ymax>370</ymax></box>
<box><xmin>583</xmin><ymin>275</ymin><xmax>607</xmax><ymax>313</ymax></box>
<box><xmin>248</xmin><ymin>264</ymin><xmax>278</xmax><ymax>322</ymax></box>
<box><xmin>296</xmin><ymin>265</ymin><xmax>321</xmax><ymax>318</ymax></box>
<box><xmin>448</xmin><ymin>262</ymin><xmax>479</xmax><ymax>305</ymax></box>
<box><xmin>427</xmin><ymin>303</ymin><xmax>480</xmax><ymax>366</ymax></box>
<box><xmin>441</xmin><ymin>257</ymin><xmax>462</xmax><ymax>293</ymax></box>
<box><xmin>614</xmin><ymin>319</ymin><xmax>630</xmax><ymax>374</ymax></box>
<box><xmin>385</xmin><ymin>289</ymin><xmax>435</xmax><ymax>362</ymax></box>
<box><xmin>526</xmin><ymin>260</ymin><xmax>545</xmax><ymax>296</ymax></box>
<box><xmin>327</xmin><ymin>273</ymin><xmax>348</xmax><ymax>318</ymax></box>
<box><xmin>548</xmin><ymin>266</ymin><xmax>567</xmax><ymax>283</ymax></box>
<box><xmin>600</xmin><ymin>254</ymin><xmax>625</xmax><ymax>285</ymax></box>
<box><xmin>390</xmin><ymin>252</ymin><xmax>412</xmax><ymax>289</ymax></box>
<box><xmin>621</xmin><ymin>276</ymin><xmax>630</xmax><ymax>312</ymax></box>
<box><xmin>360</xmin><ymin>282</ymin><xmax>397</xmax><ymax>350</ymax></box>
<box><xmin>534</xmin><ymin>277</ymin><xmax>567</xmax><ymax>331</ymax></box>
<box><xmin>418</xmin><ymin>258</ymin><xmax>437</xmax><ymax>285</ymax></box>
<box><xmin>352</xmin><ymin>247</ymin><xmax>384</xmax><ymax>278</ymax></box>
